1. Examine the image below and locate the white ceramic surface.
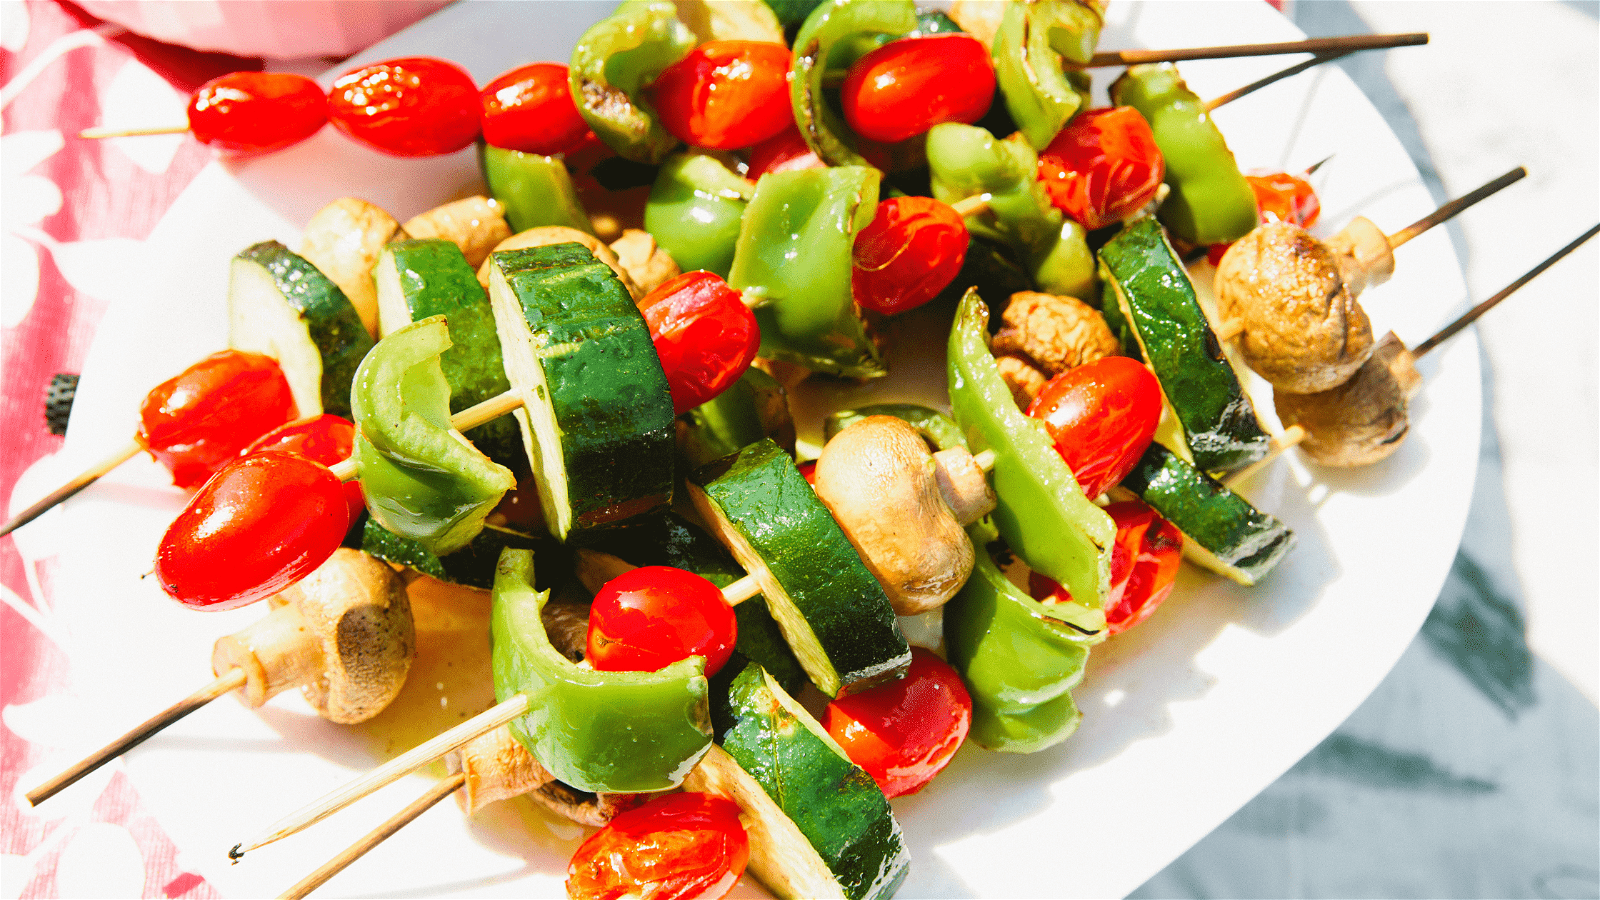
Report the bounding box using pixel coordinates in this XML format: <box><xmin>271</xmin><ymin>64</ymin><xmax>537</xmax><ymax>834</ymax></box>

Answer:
<box><xmin>33</xmin><ymin>2</ymin><xmax>1480</xmax><ymax>897</ymax></box>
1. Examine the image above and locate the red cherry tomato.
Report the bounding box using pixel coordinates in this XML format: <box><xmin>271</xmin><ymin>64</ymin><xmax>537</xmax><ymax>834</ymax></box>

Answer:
<box><xmin>1025</xmin><ymin>357</ymin><xmax>1163</xmax><ymax>499</ymax></box>
<box><xmin>567</xmin><ymin>792</ymin><xmax>749</xmax><ymax>900</ymax></box>
<box><xmin>479</xmin><ymin>62</ymin><xmax>592</xmax><ymax>155</ymax></box>
<box><xmin>649</xmin><ymin>41</ymin><xmax>793</xmax><ymax>151</ymax></box>
<box><xmin>244</xmin><ymin>415</ymin><xmax>363</xmax><ymax>523</ymax></box>
<box><xmin>637</xmin><ymin>272</ymin><xmax>760</xmax><ymax>415</ymax></box>
<box><xmin>1037</xmin><ymin>106</ymin><xmax>1165</xmax><ymax>231</ymax></box>
<box><xmin>1030</xmin><ymin>499</ymin><xmax>1182</xmax><ymax>634</ymax></box>
<box><xmin>823</xmin><ymin>646</ymin><xmax>972</xmax><ymax>799</ymax></box>
<box><xmin>796</xmin><ymin>459</ymin><xmax>817</xmax><ymax>484</ymax></box>
<box><xmin>851</xmin><ymin>196</ymin><xmax>969</xmax><ymax>315</ymax></box>
<box><xmin>841</xmin><ymin>34</ymin><xmax>995</xmax><ymax>144</ymax></box>
<box><xmin>155</xmin><ymin>452</ymin><xmax>348</xmax><ymax>612</ymax></box>
<box><xmin>136</xmin><ymin>350</ymin><xmax>297</xmax><ymax>490</ymax></box>
<box><xmin>327</xmin><ymin>57</ymin><xmax>480</xmax><ymax>157</ymax></box>
<box><xmin>1206</xmin><ymin>171</ymin><xmax>1322</xmax><ymax>264</ymax></box>
<box><xmin>587</xmin><ymin>566</ymin><xmax>738</xmax><ymax>677</ymax></box>
<box><xmin>186</xmin><ymin>72</ymin><xmax>327</xmax><ymax>153</ymax></box>
<box><xmin>747</xmin><ymin>123</ymin><xmax>824</xmax><ymax>179</ymax></box>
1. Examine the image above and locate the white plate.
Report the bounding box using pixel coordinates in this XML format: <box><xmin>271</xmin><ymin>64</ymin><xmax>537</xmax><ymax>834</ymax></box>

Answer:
<box><xmin>26</xmin><ymin>2</ymin><xmax>1479</xmax><ymax>898</ymax></box>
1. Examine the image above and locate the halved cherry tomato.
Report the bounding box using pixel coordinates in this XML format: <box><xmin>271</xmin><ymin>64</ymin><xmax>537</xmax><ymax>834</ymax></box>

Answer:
<box><xmin>637</xmin><ymin>272</ymin><xmax>759</xmax><ymax>415</ymax></box>
<box><xmin>651</xmin><ymin>41</ymin><xmax>793</xmax><ymax>150</ymax></box>
<box><xmin>587</xmin><ymin>566</ymin><xmax>738</xmax><ymax>677</ymax></box>
<box><xmin>841</xmin><ymin>34</ymin><xmax>995</xmax><ymax>144</ymax></box>
<box><xmin>244</xmin><ymin>415</ymin><xmax>363</xmax><ymax>523</ymax></box>
<box><xmin>479</xmin><ymin>62</ymin><xmax>592</xmax><ymax>155</ymax></box>
<box><xmin>1025</xmin><ymin>356</ymin><xmax>1162</xmax><ymax>499</ymax></box>
<box><xmin>851</xmin><ymin>196</ymin><xmax>969</xmax><ymax>315</ymax></box>
<box><xmin>137</xmin><ymin>350</ymin><xmax>297</xmax><ymax>490</ymax></box>
<box><xmin>823</xmin><ymin>646</ymin><xmax>972</xmax><ymax>799</ymax></box>
<box><xmin>747</xmin><ymin>123</ymin><xmax>824</xmax><ymax>179</ymax></box>
<box><xmin>1037</xmin><ymin>106</ymin><xmax>1165</xmax><ymax>231</ymax></box>
<box><xmin>1030</xmin><ymin>499</ymin><xmax>1182</xmax><ymax>634</ymax></box>
<box><xmin>155</xmin><ymin>452</ymin><xmax>348</xmax><ymax>612</ymax></box>
<box><xmin>567</xmin><ymin>792</ymin><xmax>749</xmax><ymax>900</ymax></box>
<box><xmin>186</xmin><ymin>72</ymin><xmax>327</xmax><ymax>153</ymax></box>
<box><xmin>1206</xmin><ymin>171</ymin><xmax>1322</xmax><ymax>264</ymax></box>
<box><xmin>327</xmin><ymin>57</ymin><xmax>480</xmax><ymax>157</ymax></box>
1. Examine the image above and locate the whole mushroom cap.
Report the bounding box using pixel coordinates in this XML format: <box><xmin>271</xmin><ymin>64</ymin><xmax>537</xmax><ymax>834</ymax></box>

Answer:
<box><xmin>1275</xmin><ymin>331</ymin><xmax>1422</xmax><ymax>467</ymax></box>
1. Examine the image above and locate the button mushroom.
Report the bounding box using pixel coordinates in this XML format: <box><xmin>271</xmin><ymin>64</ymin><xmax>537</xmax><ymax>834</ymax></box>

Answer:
<box><xmin>990</xmin><ymin>291</ymin><xmax>1121</xmax><ymax>408</ymax></box>
<box><xmin>210</xmin><ymin>548</ymin><xmax>415</xmax><ymax>724</ymax></box>
<box><xmin>811</xmin><ymin>416</ymin><xmax>997</xmax><ymax>615</ymax></box>
<box><xmin>401</xmin><ymin>196</ymin><xmax>513</xmax><ymax>269</ymax></box>
<box><xmin>445</xmin><ymin>725</ymin><xmax>637</xmax><ymax>827</ymax></box>
<box><xmin>297</xmin><ymin>197</ymin><xmax>406</xmax><ymax>339</ymax></box>
<box><xmin>475</xmin><ymin>225</ymin><xmax>643</xmax><ymax>299</ymax></box>
<box><xmin>1273</xmin><ymin>330</ymin><xmax>1421</xmax><ymax>467</ymax></box>
<box><xmin>609</xmin><ymin>228</ymin><xmax>682</xmax><ymax>296</ymax></box>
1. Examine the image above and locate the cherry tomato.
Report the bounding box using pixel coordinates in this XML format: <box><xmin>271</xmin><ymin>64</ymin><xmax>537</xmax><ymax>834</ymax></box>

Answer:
<box><xmin>796</xmin><ymin>459</ymin><xmax>817</xmax><ymax>484</ymax></box>
<box><xmin>327</xmin><ymin>57</ymin><xmax>480</xmax><ymax>157</ymax></box>
<box><xmin>137</xmin><ymin>350</ymin><xmax>297</xmax><ymax>490</ymax></box>
<box><xmin>1025</xmin><ymin>356</ymin><xmax>1163</xmax><ymax>499</ymax></box>
<box><xmin>851</xmin><ymin>196</ymin><xmax>969</xmax><ymax>315</ymax></box>
<box><xmin>746</xmin><ymin>123</ymin><xmax>824</xmax><ymax>179</ymax></box>
<box><xmin>823</xmin><ymin>646</ymin><xmax>972</xmax><ymax>799</ymax></box>
<box><xmin>1037</xmin><ymin>106</ymin><xmax>1165</xmax><ymax>231</ymax></box>
<box><xmin>567</xmin><ymin>792</ymin><xmax>749</xmax><ymax>900</ymax></box>
<box><xmin>1030</xmin><ymin>499</ymin><xmax>1182</xmax><ymax>634</ymax></box>
<box><xmin>244</xmin><ymin>415</ymin><xmax>363</xmax><ymax>523</ymax></box>
<box><xmin>841</xmin><ymin>34</ymin><xmax>995</xmax><ymax>144</ymax></box>
<box><xmin>650</xmin><ymin>41</ymin><xmax>793</xmax><ymax>150</ymax></box>
<box><xmin>637</xmin><ymin>272</ymin><xmax>759</xmax><ymax>415</ymax></box>
<box><xmin>1206</xmin><ymin>171</ymin><xmax>1322</xmax><ymax>264</ymax></box>
<box><xmin>587</xmin><ymin>566</ymin><xmax>738</xmax><ymax>677</ymax></box>
<box><xmin>186</xmin><ymin>72</ymin><xmax>327</xmax><ymax>153</ymax></box>
<box><xmin>479</xmin><ymin>62</ymin><xmax>592</xmax><ymax>155</ymax></box>
<box><xmin>155</xmin><ymin>452</ymin><xmax>348</xmax><ymax>612</ymax></box>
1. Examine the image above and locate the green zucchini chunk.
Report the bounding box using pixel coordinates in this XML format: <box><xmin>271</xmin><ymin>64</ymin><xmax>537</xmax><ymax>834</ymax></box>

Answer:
<box><xmin>374</xmin><ymin>239</ymin><xmax>526</xmax><ymax>474</ymax></box>
<box><xmin>689</xmin><ymin>439</ymin><xmax>910</xmax><ymax>697</ymax></box>
<box><xmin>486</xmin><ymin>242</ymin><xmax>676</xmax><ymax>541</ymax></box>
<box><xmin>684</xmin><ymin>664</ymin><xmax>910</xmax><ymax>900</ymax></box>
<box><xmin>228</xmin><ymin>240</ymin><xmax>373</xmax><ymax>418</ymax></box>
<box><xmin>1098</xmin><ymin>217</ymin><xmax>1269</xmax><ymax>473</ymax></box>
<box><xmin>1119</xmin><ymin>441</ymin><xmax>1295</xmax><ymax>585</ymax></box>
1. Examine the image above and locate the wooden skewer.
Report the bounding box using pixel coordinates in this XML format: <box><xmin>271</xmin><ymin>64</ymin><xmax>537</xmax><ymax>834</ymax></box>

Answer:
<box><xmin>25</xmin><ymin>668</ymin><xmax>247</xmax><ymax>806</ymax></box>
<box><xmin>1203</xmin><ymin>51</ymin><xmax>1349</xmax><ymax>113</ymax></box>
<box><xmin>80</xmin><ymin>124</ymin><xmax>189</xmax><ymax>140</ymax></box>
<box><xmin>1086</xmin><ymin>32</ymin><xmax>1428</xmax><ymax>68</ymax></box>
<box><xmin>277</xmin><ymin>773</ymin><xmax>467</xmax><ymax>900</ymax></box>
<box><xmin>1223</xmin><ymin>426</ymin><xmax>1306</xmax><ymax>488</ymax></box>
<box><xmin>949</xmin><ymin>195</ymin><xmax>991</xmax><ymax>218</ymax></box>
<box><xmin>1</xmin><ymin>441</ymin><xmax>142</xmax><ymax>537</ymax></box>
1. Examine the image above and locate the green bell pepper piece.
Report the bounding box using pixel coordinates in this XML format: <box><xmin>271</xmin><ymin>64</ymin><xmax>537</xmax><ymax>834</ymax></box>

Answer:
<box><xmin>1111</xmin><ymin>63</ymin><xmax>1259</xmax><ymax>245</ymax></box>
<box><xmin>568</xmin><ymin>0</ymin><xmax>696</xmax><ymax>164</ymax></box>
<box><xmin>479</xmin><ymin>145</ymin><xmax>593</xmax><ymax>235</ymax></box>
<box><xmin>927</xmin><ymin>123</ymin><xmax>1096</xmax><ymax>299</ymax></box>
<box><xmin>645</xmin><ymin>153</ymin><xmax>754</xmax><ymax>278</ymax></box>
<box><xmin>947</xmin><ymin>289</ymin><xmax>1113</xmax><ymax>619</ymax></box>
<box><xmin>944</xmin><ymin>519</ymin><xmax>1098</xmax><ymax>753</ymax></box>
<box><xmin>677</xmin><ymin>366</ymin><xmax>795</xmax><ymax>469</ymax></box>
<box><xmin>729</xmin><ymin>166</ymin><xmax>886</xmax><ymax>378</ymax></box>
<box><xmin>491</xmin><ymin>549</ymin><xmax>711</xmax><ymax>793</ymax></box>
<box><xmin>351</xmin><ymin>316</ymin><xmax>516</xmax><ymax>557</ymax></box>
<box><xmin>993</xmin><ymin>0</ymin><xmax>1103</xmax><ymax>149</ymax></box>
<box><xmin>789</xmin><ymin>0</ymin><xmax>918</xmax><ymax>167</ymax></box>
<box><xmin>824</xmin><ymin>403</ymin><xmax>967</xmax><ymax>452</ymax></box>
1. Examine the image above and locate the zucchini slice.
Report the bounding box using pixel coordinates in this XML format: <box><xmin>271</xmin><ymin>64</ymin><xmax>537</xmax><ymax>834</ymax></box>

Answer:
<box><xmin>689</xmin><ymin>439</ymin><xmax>910</xmax><ymax>697</ymax></box>
<box><xmin>1117</xmin><ymin>441</ymin><xmax>1294</xmax><ymax>585</ymax></box>
<box><xmin>486</xmin><ymin>242</ymin><xmax>675</xmax><ymax>541</ymax></box>
<box><xmin>359</xmin><ymin>517</ymin><xmax>550</xmax><ymax>591</ymax></box>
<box><xmin>374</xmin><ymin>239</ymin><xmax>525</xmax><ymax>474</ymax></box>
<box><xmin>683</xmin><ymin>664</ymin><xmax>910</xmax><ymax>900</ymax></box>
<box><xmin>228</xmin><ymin>241</ymin><xmax>374</xmax><ymax>419</ymax></box>
<box><xmin>1098</xmin><ymin>217</ymin><xmax>1269</xmax><ymax>473</ymax></box>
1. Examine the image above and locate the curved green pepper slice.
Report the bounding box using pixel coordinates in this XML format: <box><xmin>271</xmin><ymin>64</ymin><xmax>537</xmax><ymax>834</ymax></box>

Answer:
<box><xmin>351</xmin><ymin>316</ymin><xmax>516</xmax><ymax>557</ymax></box>
<box><xmin>993</xmin><ymin>0</ymin><xmax>1103</xmax><ymax>149</ymax></box>
<box><xmin>491</xmin><ymin>549</ymin><xmax>711</xmax><ymax>793</ymax></box>
<box><xmin>943</xmin><ymin>519</ymin><xmax>1098</xmax><ymax>753</ymax></box>
<box><xmin>645</xmin><ymin>152</ymin><xmax>754</xmax><ymax>278</ymax></box>
<box><xmin>789</xmin><ymin>0</ymin><xmax>918</xmax><ymax>167</ymax></box>
<box><xmin>947</xmin><ymin>289</ymin><xmax>1112</xmax><ymax>618</ymax></box>
<box><xmin>729</xmin><ymin>165</ymin><xmax>886</xmax><ymax>378</ymax></box>
<box><xmin>1111</xmin><ymin>63</ymin><xmax>1258</xmax><ymax>245</ymax></box>
<box><xmin>824</xmin><ymin>403</ymin><xmax>967</xmax><ymax>452</ymax></box>
<box><xmin>677</xmin><ymin>366</ymin><xmax>795</xmax><ymax>469</ymax></box>
<box><xmin>568</xmin><ymin>0</ymin><xmax>696</xmax><ymax>164</ymax></box>
<box><xmin>479</xmin><ymin>145</ymin><xmax>593</xmax><ymax>235</ymax></box>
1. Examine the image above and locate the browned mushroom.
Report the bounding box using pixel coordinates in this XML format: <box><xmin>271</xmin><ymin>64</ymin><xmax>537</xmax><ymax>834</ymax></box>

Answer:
<box><xmin>475</xmin><ymin>225</ymin><xmax>643</xmax><ymax>299</ymax></box>
<box><xmin>445</xmin><ymin>726</ymin><xmax>637</xmax><ymax>827</ymax></box>
<box><xmin>1272</xmin><ymin>330</ymin><xmax>1421</xmax><ymax>467</ymax></box>
<box><xmin>401</xmin><ymin>196</ymin><xmax>513</xmax><ymax>269</ymax></box>
<box><xmin>610</xmin><ymin>228</ymin><xmax>682</xmax><ymax>296</ymax></box>
<box><xmin>297</xmin><ymin>198</ymin><xmax>405</xmax><ymax>339</ymax></box>
<box><xmin>811</xmin><ymin>416</ymin><xmax>996</xmax><ymax>615</ymax></box>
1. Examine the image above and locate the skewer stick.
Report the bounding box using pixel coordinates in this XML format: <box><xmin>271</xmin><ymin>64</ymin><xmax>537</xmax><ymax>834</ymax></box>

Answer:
<box><xmin>25</xmin><ymin>668</ymin><xmax>248</xmax><ymax>806</ymax></box>
<box><xmin>80</xmin><ymin>124</ymin><xmax>189</xmax><ymax>139</ymax></box>
<box><xmin>232</xmin><ymin>693</ymin><xmax>530</xmax><ymax>858</ymax></box>
<box><xmin>722</xmin><ymin>573</ymin><xmax>762</xmax><ymax>606</ymax></box>
<box><xmin>1203</xmin><ymin>51</ymin><xmax>1349</xmax><ymax>113</ymax></box>
<box><xmin>1387</xmin><ymin>167</ymin><xmax>1526</xmax><ymax>249</ymax></box>
<box><xmin>1223</xmin><ymin>426</ymin><xmax>1306</xmax><ymax>488</ymax></box>
<box><xmin>1086</xmin><ymin>32</ymin><xmax>1428</xmax><ymax>67</ymax></box>
<box><xmin>1</xmin><ymin>441</ymin><xmax>142</xmax><ymax>537</ymax></box>
<box><xmin>949</xmin><ymin>195</ymin><xmax>991</xmax><ymax>218</ymax></box>
<box><xmin>278</xmin><ymin>773</ymin><xmax>467</xmax><ymax>900</ymax></box>
<box><xmin>328</xmin><ymin>389</ymin><xmax>529</xmax><ymax>482</ymax></box>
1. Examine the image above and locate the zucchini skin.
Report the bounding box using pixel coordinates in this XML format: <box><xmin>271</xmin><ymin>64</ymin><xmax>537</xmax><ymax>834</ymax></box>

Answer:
<box><xmin>359</xmin><ymin>518</ymin><xmax>549</xmax><ymax>590</ymax></box>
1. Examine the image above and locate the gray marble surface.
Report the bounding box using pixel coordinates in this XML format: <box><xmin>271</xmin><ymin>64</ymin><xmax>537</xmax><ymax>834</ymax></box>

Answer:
<box><xmin>1132</xmin><ymin>2</ymin><xmax>1600</xmax><ymax>897</ymax></box>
